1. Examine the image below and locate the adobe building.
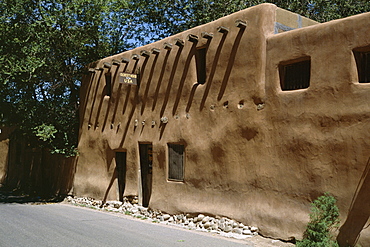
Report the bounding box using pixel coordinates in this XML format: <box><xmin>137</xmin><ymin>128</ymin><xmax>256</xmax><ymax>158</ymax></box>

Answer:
<box><xmin>75</xmin><ymin>4</ymin><xmax>370</xmax><ymax>245</ymax></box>
<box><xmin>0</xmin><ymin>126</ymin><xmax>13</xmax><ymax>185</ymax></box>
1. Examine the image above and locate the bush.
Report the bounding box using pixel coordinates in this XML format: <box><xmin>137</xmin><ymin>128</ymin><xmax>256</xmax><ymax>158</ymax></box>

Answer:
<box><xmin>297</xmin><ymin>192</ymin><xmax>340</xmax><ymax>247</ymax></box>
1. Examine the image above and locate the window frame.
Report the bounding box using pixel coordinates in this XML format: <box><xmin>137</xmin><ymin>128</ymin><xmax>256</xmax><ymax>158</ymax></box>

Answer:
<box><xmin>195</xmin><ymin>47</ymin><xmax>207</xmax><ymax>84</ymax></box>
<box><xmin>104</xmin><ymin>72</ymin><xmax>112</xmax><ymax>96</ymax></box>
<box><xmin>279</xmin><ymin>57</ymin><xmax>311</xmax><ymax>91</ymax></box>
<box><xmin>353</xmin><ymin>46</ymin><xmax>370</xmax><ymax>84</ymax></box>
<box><xmin>167</xmin><ymin>143</ymin><xmax>185</xmax><ymax>182</ymax></box>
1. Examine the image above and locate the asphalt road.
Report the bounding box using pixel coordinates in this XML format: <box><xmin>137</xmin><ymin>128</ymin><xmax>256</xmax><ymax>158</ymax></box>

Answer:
<box><xmin>0</xmin><ymin>203</ymin><xmax>253</xmax><ymax>247</ymax></box>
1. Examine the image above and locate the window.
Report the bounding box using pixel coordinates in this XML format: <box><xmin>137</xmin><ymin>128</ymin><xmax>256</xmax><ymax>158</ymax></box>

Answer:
<box><xmin>195</xmin><ymin>47</ymin><xmax>207</xmax><ymax>84</ymax></box>
<box><xmin>279</xmin><ymin>58</ymin><xmax>311</xmax><ymax>91</ymax></box>
<box><xmin>353</xmin><ymin>47</ymin><xmax>370</xmax><ymax>83</ymax></box>
<box><xmin>105</xmin><ymin>72</ymin><xmax>112</xmax><ymax>96</ymax></box>
<box><xmin>168</xmin><ymin>144</ymin><xmax>184</xmax><ymax>181</ymax></box>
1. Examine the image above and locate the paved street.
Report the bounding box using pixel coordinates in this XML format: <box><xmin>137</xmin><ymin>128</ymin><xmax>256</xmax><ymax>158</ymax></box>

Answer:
<box><xmin>0</xmin><ymin>203</ymin><xmax>253</xmax><ymax>247</ymax></box>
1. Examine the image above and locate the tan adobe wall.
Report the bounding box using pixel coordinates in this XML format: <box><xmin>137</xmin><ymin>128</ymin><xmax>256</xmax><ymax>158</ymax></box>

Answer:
<box><xmin>75</xmin><ymin>2</ymin><xmax>276</xmax><ymax>201</ymax></box>
<box><xmin>0</xmin><ymin>140</ymin><xmax>8</xmax><ymax>184</ymax></box>
<box><xmin>266</xmin><ymin>11</ymin><xmax>370</xmax><ymax>245</ymax></box>
<box><xmin>75</xmin><ymin>3</ymin><xmax>370</xmax><ymax>245</ymax></box>
<box><xmin>0</xmin><ymin>127</ymin><xmax>13</xmax><ymax>184</ymax></box>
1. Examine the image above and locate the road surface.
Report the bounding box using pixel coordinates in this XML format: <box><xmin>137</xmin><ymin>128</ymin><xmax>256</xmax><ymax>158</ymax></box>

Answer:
<box><xmin>0</xmin><ymin>203</ymin><xmax>253</xmax><ymax>247</ymax></box>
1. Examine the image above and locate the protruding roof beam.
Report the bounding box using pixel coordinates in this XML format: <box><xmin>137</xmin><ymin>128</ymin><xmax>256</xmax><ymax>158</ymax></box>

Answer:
<box><xmin>201</xmin><ymin>32</ymin><xmax>214</xmax><ymax>39</ymax></box>
<box><xmin>217</xmin><ymin>26</ymin><xmax>229</xmax><ymax>33</ymax></box>
<box><xmin>140</xmin><ymin>50</ymin><xmax>150</xmax><ymax>57</ymax></box>
<box><xmin>187</xmin><ymin>34</ymin><xmax>199</xmax><ymax>43</ymax></box>
<box><xmin>175</xmin><ymin>38</ymin><xmax>185</xmax><ymax>47</ymax></box>
<box><xmin>151</xmin><ymin>48</ymin><xmax>161</xmax><ymax>54</ymax></box>
<box><xmin>235</xmin><ymin>19</ymin><xmax>247</xmax><ymax>29</ymax></box>
<box><xmin>164</xmin><ymin>42</ymin><xmax>173</xmax><ymax>50</ymax></box>
<box><xmin>103</xmin><ymin>62</ymin><xmax>112</xmax><ymax>68</ymax></box>
<box><xmin>112</xmin><ymin>59</ymin><xmax>121</xmax><ymax>65</ymax></box>
<box><xmin>121</xmin><ymin>57</ymin><xmax>130</xmax><ymax>63</ymax></box>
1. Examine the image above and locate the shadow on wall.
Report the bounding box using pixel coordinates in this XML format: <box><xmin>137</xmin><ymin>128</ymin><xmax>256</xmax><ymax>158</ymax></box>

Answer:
<box><xmin>117</xmin><ymin>56</ymin><xmax>144</xmax><ymax>147</ymax></box>
<box><xmin>160</xmin><ymin>43</ymin><xmax>184</xmax><ymax>117</ymax></box>
<box><xmin>199</xmin><ymin>30</ymin><xmax>228</xmax><ymax>111</ymax></box>
<box><xmin>101</xmin><ymin>63</ymin><xmax>121</xmax><ymax>132</ymax></box>
<box><xmin>87</xmin><ymin>69</ymin><xmax>104</xmax><ymax>129</ymax></box>
<box><xmin>2</xmin><ymin>137</ymin><xmax>77</xmax><ymax>198</ymax></box>
<box><xmin>186</xmin><ymin>37</ymin><xmax>212</xmax><ymax>113</ymax></box>
<box><xmin>111</xmin><ymin>63</ymin><xmax>130</xmax><ymax>125</ymax></box>
<box><xmin>217</xmin><ymin>26</ymin><xmax>246</xmax><ymax>101</ymax></box>
<box><xmin>101</xmin><ymin>149</ymin><xmax>116</xmax><ymax>204</ymax></box>
<box><xmin>79</xmin><ymin>23</ymin><xmax>247</xmax><ymax>146</ymax></box>
<box><xmin>172</xmin><ymin>41</ymin><xmax>198</xmax><ymax>116</ymax></box>
<box><xmin>141</xmin><ymin>50</ymin><xmax>160</xmax><ymax>115</ymax></box>
<box><xmin>152</xmin><ymin>49</ymin><xmax>171</xmax><ymax>112</ymax></box>
<box><xmin>337</xmin><ymin>157</ymin><xmax>370</xmax><ymax>246</ymax></box>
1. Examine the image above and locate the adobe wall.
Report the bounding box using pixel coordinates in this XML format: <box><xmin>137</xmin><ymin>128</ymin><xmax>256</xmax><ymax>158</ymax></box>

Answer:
<box><xmin>75</xmin><ymin>3</ymin><xmax>277</xmax><ymax>201</ymax></box>
<box><xmin>0</xmin><ymin>127</ymin><xmax>12</xmax><ymax>184</ymax></box>
<box><xmin>75</xmin><ymin>3</ymin><xmax>370</xmax><ymax>245</ymax></box>
<box><xmin>0</xmin><ymin>140</ymin><xmax>8</xmax><ymax>184</ymax></box>
<box><xmin>265</xmin><ymin>11</ymin><xmax>370</xmax><ymax>244</ymax></box>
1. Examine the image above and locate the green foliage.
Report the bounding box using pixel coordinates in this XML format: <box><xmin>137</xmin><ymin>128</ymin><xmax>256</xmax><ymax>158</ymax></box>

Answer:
<box><xmin>33</xmin><ymin>124</ymin><xmax>57</xmax><ymax>142</ymax></box>
<box><xmin>135</xmin><ymin>0</ymin><xmax>370</xmax><ymax>42</ymax></box>
<box><xmin>1</xmin><ymin>0</ymin><xmax>369</xmax><ymax>157</ymax></box>
<box><xmin>0</xmin><ymin>0</ymin><xmax>135</xmax><ymax>156</ymax></box>
<box><xmin>297</xmin><ymin>193</ymin><xmax>340</xmax><ymax>247</ymax></box>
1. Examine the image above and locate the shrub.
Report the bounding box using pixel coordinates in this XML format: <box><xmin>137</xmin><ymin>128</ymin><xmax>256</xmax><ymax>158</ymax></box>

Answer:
<box><xmin>297</xmin><ymin>192</ymin><xmax>340</xmax><ymax>247</ymax></box>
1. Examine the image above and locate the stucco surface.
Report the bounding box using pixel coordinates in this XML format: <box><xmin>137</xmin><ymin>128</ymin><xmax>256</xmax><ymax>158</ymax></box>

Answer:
<box><xmin>0</xmin><ymin>127</ymin><xmax>13</xmax><ymax>184</ymax></box>
<box><xmin>265</xmin><ymin>11</ymin><xmax>370</xmax><ymax>245</ymax></box>
<box><xmin>75</xmin><ymin>4</ymin><xmax>370</xmax><ymax>245</ymax></box>
<box><xmin>0</xmin><ymin>140</ymin><xmax>9</xmax><ymax>183</ymax></box>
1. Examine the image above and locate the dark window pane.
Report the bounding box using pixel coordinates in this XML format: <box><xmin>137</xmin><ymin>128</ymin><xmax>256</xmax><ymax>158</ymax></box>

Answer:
<box><xmin>105</xmin><ymin>72</ymin><xmax>112</xmax><ymax>96</ymax></box>
<box><xmin>195</xmin><ymin>48</ymin><xmax>206</xmax><ymax>84</ymax></box>
<box><xmin>168</xmin><ymin>144</ymin><xmax>184</xmax><ymax>181</ymax></box>
<box><xmin>279</xmin><ymin>59</ymin><xmax>310</xmax><ymax>91</ymax></box>
<box><xmin>354</xmin><ymin>50</ymin><xmax>370</xmax><ymax>83</ymax></box>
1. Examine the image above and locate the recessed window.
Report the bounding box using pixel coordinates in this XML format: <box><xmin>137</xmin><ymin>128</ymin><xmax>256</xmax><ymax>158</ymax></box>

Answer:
<box><xmin>195</xmin><ymin>47</ymin><xmax>206</xmax><ymax>84</ymax></box>
<box><xmin>168</xmin><ymin>144</ymin><xmax>184</xmax><ymax>181</ymax></box>
<box><xmin>279</xmin><ymin>58</ymin><xmax>311</xmax><ymax>91</ymax></box>
<box><xmin>353</xmin><ymin>47</ymin><xmax>370</xmax><ymax>83</ymax></box>
<box><xmin>105</xmin><ymin>72</ymin><xmax>112</xmax><ymax>96</ymax></box>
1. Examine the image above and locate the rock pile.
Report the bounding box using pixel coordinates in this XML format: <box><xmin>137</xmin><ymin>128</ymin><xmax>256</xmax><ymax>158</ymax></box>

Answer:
<box><xmin>65</xmin><ymin>196</ymin><xmax>259</xmax><ymax>240</ymax></box>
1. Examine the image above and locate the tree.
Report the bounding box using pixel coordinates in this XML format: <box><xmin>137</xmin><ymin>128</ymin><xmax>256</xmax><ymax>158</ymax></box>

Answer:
<box><xmin>297</xmin><ymin>193</ymin><xmax>340</xmax><ymax>247</ymax></box>
<box><xmin>1</xmin><ymin>0</ymin><xmax>369</xmax><ymax>157</ymax></box>
<box><xmin>134</xmin><ymin>0</ymin><xmax>370</xmax><ymax>42</ymax></box>
<box><xmin>0</xmin><ymin>0</ymin><xmax>137</xmax><ymax>156</ymax></box>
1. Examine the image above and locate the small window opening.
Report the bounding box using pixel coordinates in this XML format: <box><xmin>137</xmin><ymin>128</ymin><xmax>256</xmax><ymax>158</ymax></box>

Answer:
<box><xmin>168</xmin><ymin>144</ymin><xmax>184</xmax><ymax>181</ymax></box>
<box><xmin>195</xmin><ymin>47</ymin><xmax>207</xmax><ymax>84</ymax></box>
<box><xmin>353</xmin><ymin>48</ymin><xmax>370</xmax><ymax>83</ymax></box>
<box><xmin>105</xmin><ymin>72</ymin><xmax>112</xmax><ymax>96</ymax></box>
<box><xmin>279</xmin><ymin>58</ymin><xmax>310</xmax><ymax>91</ymax></box>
